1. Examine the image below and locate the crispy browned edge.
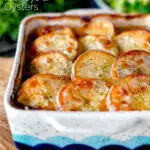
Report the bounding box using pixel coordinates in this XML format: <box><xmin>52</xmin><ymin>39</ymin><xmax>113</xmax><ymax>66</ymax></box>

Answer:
<box><xmin>24</xmin><ymin>14</ymin><xmax>150</xmax><ymax>25</ymax></box>
<box><xmin>11</xmin><ymin>13</ymin><xmax>150</xmax><ymax>109</ymax></box>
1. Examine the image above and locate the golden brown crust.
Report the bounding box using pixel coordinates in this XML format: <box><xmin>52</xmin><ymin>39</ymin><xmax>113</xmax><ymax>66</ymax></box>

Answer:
<box><xmin>32</xmin><ymin>33</ymin><xmax>78</xmax><ymax>61</ymax></box>
<box><xmin>73</xmin><ymin>50</ymin><xmax>116</xmax><ymax>82</ymax></box>
<box><xmin>79</xmin><ymin>35</ymin><xmax>118</xmax><ymax>56</ymax></box>
<box><xmin>58</xmin><ymin>78</ymin><xmax>110</xmax><ymax>111</ymax></box>
<box><xmin>30</xmin><ymin>51</ymin><xmax>72</xmax><ymax>76</ymax></box>
<box><xmin>35</xmin><ymin>25</ymin><xmax>74</xmax><ymax>37</ymax></box>
<box><xmin>107</xmin><ymin>75</ymin><xmax>150</xmax><ymax>111</ymax></box>
<box><xmin>17</xmin><ymin>74</ymin><xmax>70</xmax><ymax>110</ymax></box>
<box><xmin>76</xmin><ymin>21</ymin><xmax>115</xmax><ymax>38</ymax></box>
<box><xmin>112</xmin><ymin>50</ymin><xmax>150</xmax><ymax>80</ymax></box>
<box><xmin>115</xmin><ymin>29</ymin><xmax>150</xmax><ymax>54</ymax></box>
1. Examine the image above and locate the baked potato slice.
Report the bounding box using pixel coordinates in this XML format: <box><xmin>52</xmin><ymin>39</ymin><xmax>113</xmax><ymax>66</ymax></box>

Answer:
<box><xmin>30</xmin><ymin>52</ymin><xmax>72</xmax><ymax>76</ymax></box>
<box><xmin>76</xmin><ymin>21</ymin><xmax>115</xmax><ymax>38</ymax></box>
<box><xmin>58</xmin><ymin>79</ymin><xmax>111</xmax><ymax>111</ymax></box>
<box><xmin>17</xmin><ymin>74</ymin><xmax>70</xmax><ymax>110</ymax></box>
<box><xmin>72</xmin><ymin>50</ymin><xmax>116</xmax><ymax>82</ymax></box>
<box><xmin>112</xmin><ymin>50</ymin><xmax>150</xmax><ymax>80</ymax></box>
<box><xmin>79</xmin><ymin>35</ymin><xmax>118</xmax><ymax>56</ymax></box>
<box><xmin>32</xmin><ymin>33</ymin><xmax>78</xmax><ymax>61</ymax></box>
<box><xmin>115</xmin><ymin>30</ymin><xmax>150</xmax><ymax>54</ymax></box>
<box><xmin>35</xmin><ymin>25</ymin><xmax>74</xmax><ymax>37</ymax></box>
<box><xmin>107</xmin><ymin>75</ymin><xmax>150</xmax><ymax>111</ymax></box>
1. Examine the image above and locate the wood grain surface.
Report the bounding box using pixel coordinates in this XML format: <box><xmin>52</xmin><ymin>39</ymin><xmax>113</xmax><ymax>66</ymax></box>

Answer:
<box><xmin>0</xmin><ymin>57</ymin><xmax>16</xmax><ymax>150</ymax></box>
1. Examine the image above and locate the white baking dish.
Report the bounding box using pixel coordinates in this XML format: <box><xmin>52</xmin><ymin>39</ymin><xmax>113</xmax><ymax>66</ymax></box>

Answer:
<box><xmin>4</xmin><ymin>10</ymin><xmax>150</xmax><ymax>149</ymax></box>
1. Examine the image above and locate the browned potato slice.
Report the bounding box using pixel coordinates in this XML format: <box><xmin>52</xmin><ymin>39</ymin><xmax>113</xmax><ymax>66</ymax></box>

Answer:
<box><xmin>32</xmin><ymin>33</ymin><xmax>78</xmax><ymax>61</ymax></box>
<box><xmin>58</xmin><ymin>79</ymin><xmax>111</xmax><ymax>111</ymax></box>
<box><xmin>72</xmin><ymin>50</ymin><xmax>116</xmax><ymax>82</ymax></box>
<box><xmin>79</xmin><ymin>35</ymin><xmax>118</xmax><ymax>56</ymax></box>
<box><xmin>17</xmin><ymin>74</ymin><xmax>70</xmax><ymax>110</ymax></box>
<box><xmin>30</xmin><ymin>52</ymin><xmax>72</xmax><ymax>76</ymax></box>
<box><xmin>107</xmin><ymin>75</ymin><xmax>150</xmax><ymax>111</ymax></box>
<box><xmin>112</xmin><ymin>50</ymin><xmax>150</xmax><ymax>80</ymax></box>
<box><xmin>76</xmin><ymin>21</ymin><xmax>115</xmax><ymax>38</ymax></box>
<box><xmin>115</xmin><ymin>30</ymin><xmax>150</xmax><ymax>54</ymax></box>
<box><xmin>35</xmin><ymin>25</ymin><xmax>74</xmax><ymax>37</ymax></box>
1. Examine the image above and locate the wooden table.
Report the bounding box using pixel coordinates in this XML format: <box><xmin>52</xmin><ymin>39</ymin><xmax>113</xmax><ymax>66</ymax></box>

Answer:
<box><xmin>0</xmin><ymin>57</ymin><xmax>16</xmax><ymax>150</ymax></box>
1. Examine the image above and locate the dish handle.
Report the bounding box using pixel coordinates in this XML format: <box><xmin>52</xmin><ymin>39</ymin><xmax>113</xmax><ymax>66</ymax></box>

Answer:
<box><xmin>46</xmin><ymin>115</ymin><xmax>146</xmax><ymax>134</ymax></box>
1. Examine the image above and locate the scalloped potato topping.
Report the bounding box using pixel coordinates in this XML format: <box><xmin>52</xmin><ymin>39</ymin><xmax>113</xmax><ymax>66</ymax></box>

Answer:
<box><xmin>73</xmin><ymin>50</ymin><xmax>116</xmax><ymax>82</ymax></box>
<box><xmin>58</xmin><ymin>79</ymin><xmax>110</xmax><ymax>111</ymax></box>
<box><xmin>107</xmin><ymin>75</ymin><xmax>150</xmax><ymax>111</ymax></box>
<box><xmin>76</xmin><ymin>21</ymin><xmax>115</xmax><ymax>38</ymax></box>
<box><xmin>79</xmin><ymin>35</ymin><xmax>118</xmax><ymax>56</ymax></box>
<box><xmin>33</xmin><ymin>33</ymin><xmax>78</xmax><ymax>60</ymax></box>
<box><xmin>112</xmin><ymin>50</ymin><xmax>150</xmax><ymax>80</ymax></box>
<box><xmin>17</xmin><ymin>21</ymin><xmax>150</xmax><ymax>111</ymax></box>
<box><xmin>30</xmin><ymin>52</ymin><xmax>72</xmax><ymax>76</ymax></box>
<box><xmin>115</xmin><ymin>30</ymin><xmax>150</xmax><ymax>54</ymax></box>
<box><xmin>17</xmin><ymin>74</ymin><xmax>70</xmax><ymax>110</ymax></box>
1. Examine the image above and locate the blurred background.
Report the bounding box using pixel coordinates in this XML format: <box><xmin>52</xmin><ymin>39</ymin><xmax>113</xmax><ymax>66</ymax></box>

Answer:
<box><xmin>0</xmin><ymin>0</ymin><xmax>150</xmax><ymax>57</ymax></box>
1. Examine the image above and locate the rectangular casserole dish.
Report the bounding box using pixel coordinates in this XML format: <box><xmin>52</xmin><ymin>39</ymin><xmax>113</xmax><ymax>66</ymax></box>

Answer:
<box><xmin>4</xmin><ymin>9</ymin><xmax>150</xmax><ymax>149</ymax></box>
